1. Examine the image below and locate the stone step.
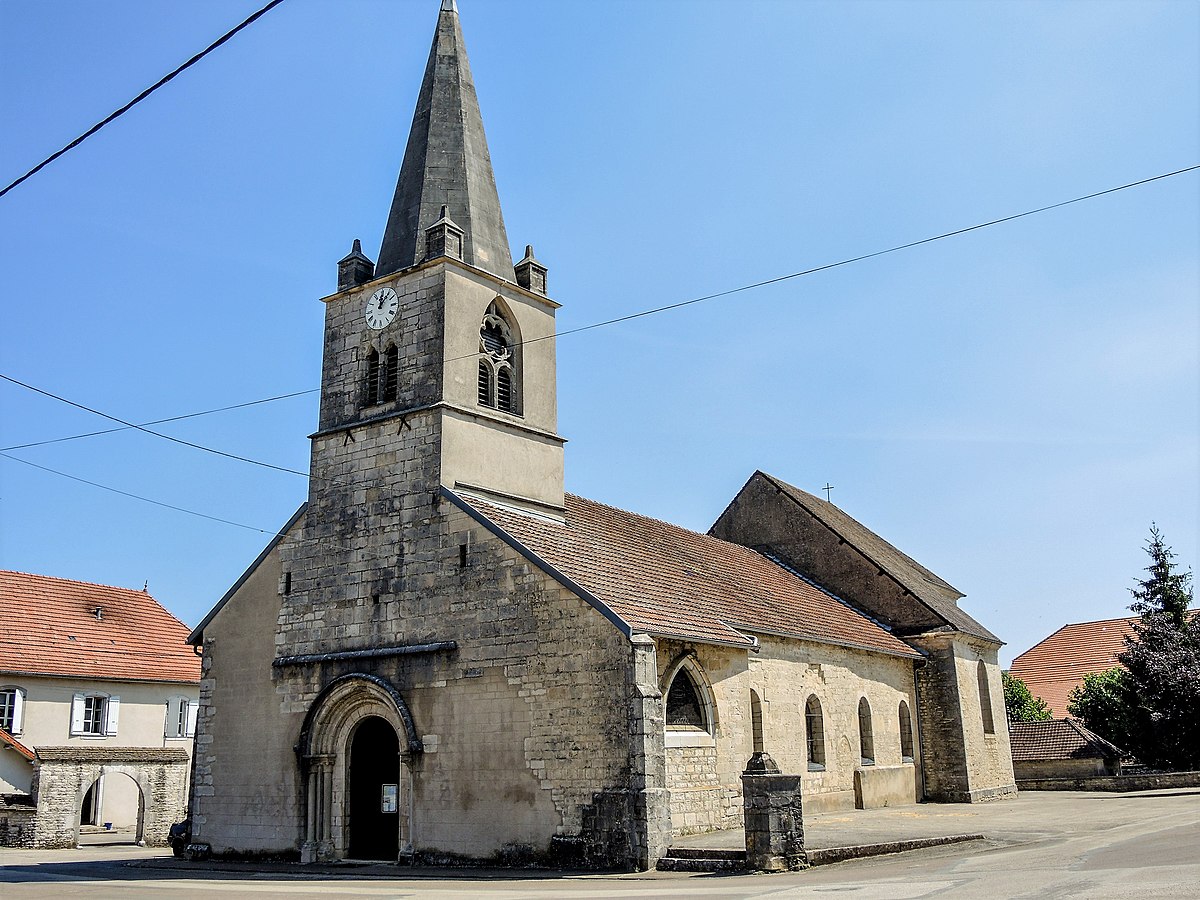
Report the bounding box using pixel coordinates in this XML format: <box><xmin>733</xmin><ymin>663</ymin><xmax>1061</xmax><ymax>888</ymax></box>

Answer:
<box><xmin>656</xmin><ymin>847</ymin><xmax>747</xmax><ymax>872</ymax></box>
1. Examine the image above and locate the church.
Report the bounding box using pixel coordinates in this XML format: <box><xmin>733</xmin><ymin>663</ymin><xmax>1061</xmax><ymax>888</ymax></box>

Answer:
<box><xmin>186</xmin><ymin>0</ymin><xmax>1014</xmax><ymax>870</ymax></box>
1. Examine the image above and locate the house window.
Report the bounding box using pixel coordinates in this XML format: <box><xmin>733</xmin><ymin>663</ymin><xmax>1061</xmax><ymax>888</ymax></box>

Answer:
<box><xmin>978</xmin><ymin>660</ymin><xmax>995</xmax><ymax>735</ymax></box>
<box><xmin>805</xmin><ymin>695</ymin><xmax>825</xmax><ymax>771</ymax></box>
<box><xmin>899</xmin><ymin>700</ymin><xmax>914</xmax><ymax>762</ymax></box>
<box><xmin>858</xmin><ymin>697</ymin><xmax>875</xmax><ymax>766</ymax></box>
<box><xmin>165</xmin><ymin>697</ymin><xmax>197</xmax><ymax>738</ymax></box>
<box><xmin>478</xmin><ymin>302</ymin><xmax>518</xmax><ymax>414</ymax></box>
<box><xmin>0</xmin><ymin>687</ymin><xmax>25</xmax><ymax>735</ymax></box>
<box><xmin>71</xmin><ymin>693</ymin><xmax>118</xmax><ymax>737</ymax></box>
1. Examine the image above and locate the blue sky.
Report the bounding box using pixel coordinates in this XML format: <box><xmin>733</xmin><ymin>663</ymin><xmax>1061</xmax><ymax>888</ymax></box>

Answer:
<box><xmin>1</xmin><ymin>0</ymin><xmax>1196</xmax><ymax>668</ymax></box>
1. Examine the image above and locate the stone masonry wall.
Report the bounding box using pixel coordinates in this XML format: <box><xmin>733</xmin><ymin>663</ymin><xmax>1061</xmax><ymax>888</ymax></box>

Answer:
<box><xmin>657</xmin><ymin>636</ymin><xmax>920</xmax><ymax>834</ymax></box>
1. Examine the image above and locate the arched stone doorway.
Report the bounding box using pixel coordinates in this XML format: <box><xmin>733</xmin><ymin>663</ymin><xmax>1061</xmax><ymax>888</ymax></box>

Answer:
<box><xmin>78</xmin><ymin>770</ymin><xmax>144</xmax><ymax>845</ymax></box>
<box><xmin>347</xmin><ymin>716</ymin><xmax>400</xmax><ymax>860</ymax></box>
<box><xmin>297</xmin><ymin>673</ymin><xmax>422</xmax><ymax>863</ymax></box>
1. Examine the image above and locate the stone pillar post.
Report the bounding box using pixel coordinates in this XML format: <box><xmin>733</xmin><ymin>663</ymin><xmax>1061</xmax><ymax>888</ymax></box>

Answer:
<box><xmin>627</xmin><ymin>633</ymin><xmax>671</xmax><ymax>871</ymax></box>
<box><xmin>301</xmin><ymin>755</ymin><xmax>335</xmax><ymax>863</ymax></box>
<box><xmin>741</xmin><ymin>752</ymin><xmax>808</xmax><ymax>872</ymax></box>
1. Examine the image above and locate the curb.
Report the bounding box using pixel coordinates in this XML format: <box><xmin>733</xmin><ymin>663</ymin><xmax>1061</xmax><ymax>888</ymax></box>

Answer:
<box><xmin>807</xmin><ymin>833</ymin><xmax>986</xmax><ymax>865</ymax></box>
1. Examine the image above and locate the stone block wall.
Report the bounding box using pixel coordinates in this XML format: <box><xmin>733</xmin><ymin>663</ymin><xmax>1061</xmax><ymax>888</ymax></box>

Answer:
<box><xmin>0</xmin><ymin>799</ymin><xmax>36</xmax><ymax>848</ymax></box>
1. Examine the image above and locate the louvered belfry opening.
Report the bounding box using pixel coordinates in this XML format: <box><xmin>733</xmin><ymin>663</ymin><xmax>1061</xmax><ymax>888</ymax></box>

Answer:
<box><xmin>382</xmin><ymin>345</ymin><xmax>399</xmax><ymax>403</ymax></box>
<box><xmin>364</xmin><ymin>348</ymin><xmax>381</xmax><ymax>406</ymax></box>
<box><xmin>478</xmin><ymin>301</ymin><xmax>518</xmax><ymax>414</ymax></box>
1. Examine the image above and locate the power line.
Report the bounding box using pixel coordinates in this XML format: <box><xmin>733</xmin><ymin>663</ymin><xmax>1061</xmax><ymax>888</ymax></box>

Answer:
<box><xmin>0</xmin><ymin>452</ymin><xmax>278</xmax><ymax>535</ymax></box>
<box><xmin>0</xmin><ymin>374</ymin><xmax>310</xmax><ymax>480</ymax></box>
<box><xmin>0</xmin><ymin>388</ymin><xmax>316</xmax><ymax>452</ymax></box>
<box><xmin>0</xmin><ymin>0</ymin><xmax>288</xmax><ymax>200</ymax></box>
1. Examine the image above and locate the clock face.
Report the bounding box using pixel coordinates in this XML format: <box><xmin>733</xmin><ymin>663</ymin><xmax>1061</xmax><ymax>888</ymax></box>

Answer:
<box><xmin>365</xmin><ymin>287</ymin><xmax>399</xmax><ymax>329</ymax></box>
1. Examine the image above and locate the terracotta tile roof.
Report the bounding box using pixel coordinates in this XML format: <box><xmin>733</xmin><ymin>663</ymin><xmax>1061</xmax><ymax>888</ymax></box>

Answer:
<box><xmin>453</xmin><ymin>491</ymin><xmax>921</xmax><ymax>659</ymax></box>
<box><xmin>1009</xmin><ymin>718</ymin><xmax>1126</xmax><ymax>761</ymax></box>
<box><xmin>756</xmin><ymin>473</ymin><xmax>1001</xmax><ymax>643</ymax></box>
<box><xmin>1009</xmin><ymin>616</ymin><xmax>1136</xmax><ymax>716</ymax></box>
<box><xmin>0</xmin><ymin>572</ymin><xmax>200</xmax><ymax>684</ymax></box>
<box><xmin>0</xmin><ymin>727</ymin><xmax>35</xmax><ymax>762</ymax></box>
<box><xmin>1008</xmin><ymin>612</ymin><xmax>1198</xmax><ymax>716</ymax></box>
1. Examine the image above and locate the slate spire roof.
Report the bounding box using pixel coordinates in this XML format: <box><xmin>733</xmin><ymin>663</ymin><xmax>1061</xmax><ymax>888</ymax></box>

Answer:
<box><xmin>376</xmin><ymin>0</ymin><xmax>513</xmax><ymax>280</ymax></box>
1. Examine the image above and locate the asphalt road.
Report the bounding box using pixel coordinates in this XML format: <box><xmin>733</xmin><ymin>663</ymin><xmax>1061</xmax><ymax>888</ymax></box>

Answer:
<box><xmin>2</xmin><ymin>790</ymin><xmax>1197</xmax><ymax>899</ymax></box>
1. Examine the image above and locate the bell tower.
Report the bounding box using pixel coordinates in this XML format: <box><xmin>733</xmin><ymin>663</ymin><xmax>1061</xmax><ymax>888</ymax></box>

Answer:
<box><xmin>309</xmin><ymin>0</ymin><xmax>564</xmax><ymax>519</ymax></box>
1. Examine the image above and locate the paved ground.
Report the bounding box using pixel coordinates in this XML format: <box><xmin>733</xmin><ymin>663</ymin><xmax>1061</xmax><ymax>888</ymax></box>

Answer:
<box><xmin>1</xmin><ymin>788</ymin><xmax>1197</xmax><ymax>898</ymax></box>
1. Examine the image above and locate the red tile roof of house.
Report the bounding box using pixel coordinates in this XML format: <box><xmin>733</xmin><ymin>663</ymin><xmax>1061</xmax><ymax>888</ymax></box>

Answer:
<box><xmin>1009</xmin><ymin>718</ymin><xmax>1126</xmax><ymax>761</ymax></box>
<box><xmin>1008</xmin><ymin>616</ymin><xmax>1137</xmax><ymax>716</ymax></box>
<box><xmin>0</xmin><ymin>727</ymin><xmax>35</xmax><ymax>762</ymax></box>
<box><xmin>454</xmin><ymin>491</ymin><xmax>921</xmax><ymax>659</ymax></box>
<box><xmin>0</xmin><ymin>571</ymin><xmax>200</xmax><ymax>684</ymax></box>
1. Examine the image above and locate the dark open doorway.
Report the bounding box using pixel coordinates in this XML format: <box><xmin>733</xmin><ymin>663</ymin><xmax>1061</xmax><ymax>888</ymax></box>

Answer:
<box><xmin>347</xmin><ymin>715</ymin><xmax>400</xmax><ymax>860</ymax></box>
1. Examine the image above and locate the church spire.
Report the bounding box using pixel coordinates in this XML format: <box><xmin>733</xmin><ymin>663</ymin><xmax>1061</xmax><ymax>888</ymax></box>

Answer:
<box><xmin>375</xmin><ymin>0</ymin><xmax>513</xmax><ymax>280</ymax></box>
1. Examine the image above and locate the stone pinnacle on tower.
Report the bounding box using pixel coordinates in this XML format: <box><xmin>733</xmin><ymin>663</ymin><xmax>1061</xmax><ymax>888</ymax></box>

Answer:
<box><xmin>375</xmin><ymin>0</ymin><xmax>513</xmax><ymax>281</ymax></box>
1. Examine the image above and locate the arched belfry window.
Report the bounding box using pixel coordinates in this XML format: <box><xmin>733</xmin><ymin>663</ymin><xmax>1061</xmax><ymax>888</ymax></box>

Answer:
<box><xmin>363</xmin><ymin>345</ymin><xmax>399</xmax><ymax>407</ymax></box>
<box><xmin>858</xmin><ymin>697</ymin><xmax>875</xmax><ymax>766</ymax></box>
<box><xmin>478</xmin><ymin>301</ymin><xmax>519</xmax><ymax>414</ymax></box>
<box><xmin>805</xmin><ymin>695</ymin><xmax>825</xmax><ymax>771</ymax></box>
<box><xmin>977</xmin><ymin>660</ymin><xmax>995</xmax><ymax>735</ymax></box>
<box><xmin>899</xmin><ymin>700</ymin><xmax>914</xmax><ymax>762</ymax></box>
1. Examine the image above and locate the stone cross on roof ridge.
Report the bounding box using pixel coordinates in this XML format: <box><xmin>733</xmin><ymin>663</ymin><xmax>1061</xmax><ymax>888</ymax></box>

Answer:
<box><xmin>375</xmin><ymin>0</ymin><xmax>513</xmax><ymax>281</ymax></box>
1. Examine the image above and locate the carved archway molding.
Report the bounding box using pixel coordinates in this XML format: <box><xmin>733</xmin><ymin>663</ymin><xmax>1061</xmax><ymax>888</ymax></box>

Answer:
<box><xmin>296</xmin><ymin>673</ymin><xmax>421</xmax><ymax>863</ymax></box>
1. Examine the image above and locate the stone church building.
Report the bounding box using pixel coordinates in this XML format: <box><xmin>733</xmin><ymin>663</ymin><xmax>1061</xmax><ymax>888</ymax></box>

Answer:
<box><xmin>187</xmin><ymin>0</ymin><xmax>1014</xmax><ymax>870</ymax></box>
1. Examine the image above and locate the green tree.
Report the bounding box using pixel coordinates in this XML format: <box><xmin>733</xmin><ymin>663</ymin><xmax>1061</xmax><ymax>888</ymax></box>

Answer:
<box><xmin>1066</xmin><ymin>667</ymin><xmax>1137</xmax><ymax>751</ymax></box>
<box><xmin>1002</xmin><ymin>672</ymin><xmax>1052</xmax><ymax>722</ymax></box>
<box><xmin>1117</xmin><ymin>525</ymin><xmax>1199</xmax><ymax>770</ymax></box>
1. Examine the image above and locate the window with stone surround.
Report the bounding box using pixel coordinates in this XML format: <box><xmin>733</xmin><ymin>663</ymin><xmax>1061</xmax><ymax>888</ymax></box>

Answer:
<box><xmin>478</xmin><ymin>301</ymin><xmax>519</xmax><ymax>414</ymax></box>
<box><xmin>899</xmin><ymin>700</ymin><xmax>914</xmax><ymax>761</ymax></box>
<box><xmin>858</xmin><ymin>697</ymin><xmax>875</xmax><ymax>766</ymax></box>
<box><xmin>0</xmin><ymin>686</ymin><xmax>24</xmax><ymax>735</ymax></box>
<box><xmin>666</xmin><ymin>669</ymin><xmax>708</xmax><ymax>731</ymax></box>
<box><xmin>977</xmin><ymin>660</ymin><xmax>995</xmax><ymax>735</ymax></box>
<box><xmin>805</xmin><ymin>695</ymin><xmax>825</xmax><ymax>770</ymax></box>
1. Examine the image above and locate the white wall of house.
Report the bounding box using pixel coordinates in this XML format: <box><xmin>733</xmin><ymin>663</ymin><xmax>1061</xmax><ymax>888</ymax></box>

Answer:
<box><xmin>0</xmin><ymin>674</ymin><xmax>199</xmax><ymax>809</ymax></box>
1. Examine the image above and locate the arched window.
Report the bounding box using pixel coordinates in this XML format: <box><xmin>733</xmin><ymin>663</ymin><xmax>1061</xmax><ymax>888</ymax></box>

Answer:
<box><xmin>858</xmin><ymin>697</ymin><xmax>874</xmax><ymax>766</ymax></box>
<box><xmin>899</xmin><ymin>700</ymin><xmax>914</xmax><ymax>762</ymax></box>
<box><xmin>804</xmin><ymin>695</ymin><xmax>825</xmax><ymax>771</ymax></box>
<box><xmin>665</xmin><ymin>668</ymin><xmax>709</xmax><ymax>732</ymax></box>
<box><xmin>364</xmin><ymin>348</ymin><xmax>380</xmax><ymax>406</ymax></box>
<box><xmin>749</xmin><ymin>689</ymin><xmax>764</xmax><ymax>754</ymax></box>
<box><xmin>478</xmin><ymin>301</ymin><xmax>519</xmax><ymax>414</ymax></box>
<box><xmin>977</xmin><ymin>660</ymin><xmax>995</xmax><ymax>734</ymax></box>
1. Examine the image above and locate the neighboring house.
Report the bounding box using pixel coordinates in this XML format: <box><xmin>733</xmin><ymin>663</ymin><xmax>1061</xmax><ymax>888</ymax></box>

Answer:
<box><xmin>1010</xmin><ymin>616</ymin><xmax>1142</xmax><ymax>717</ymax></box>
<box><xmin>1009</xmin><ymin>719</ymin><xmax>1125</xmax><ymax>780</ymax></box>
<box><xmin>186</xmin><ymin>1</ymin><xmax>1015</xmax><ymax>871</ymax></box>
<box><xmin>0</xmin><ymin>572</ymin><xmax>200</xmax><ymax>848</ymax></box>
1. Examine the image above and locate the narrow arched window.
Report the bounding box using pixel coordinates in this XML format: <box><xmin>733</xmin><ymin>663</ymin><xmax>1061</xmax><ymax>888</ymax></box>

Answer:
<box><xmin>805</xmin><ymin>695</ymin><xmax>825</xmax><ymax>770</ymax></box>
<box><xmin>899</xmin><ymin>700</ymin><xmax>914</xmax><ymax>762</ymax></box>
<box><xmin>364</xmin><ymin>348</ymin><xmax>380</xmax><ymax>406</ymax></box>
<box><xmin>749</xmin><ymin>689</ymin><xmax>764</xmax><ymax>754</ymax></box>
<box><xmin>478</xmin><ymin>301</ymin><xmax>519</xmax><ymax>414</ymax></box>
<box><xmin>858</xmin><ymin>697</ymin><xmax>874</xmax><ymax>766</ymax></box>
<box><xmin>666</xmin><ymin>668</ymin><xmax>709</xmax><ymax>732</ymax></box>
<box><xmin>978</xmin><ymin>661</ymin><xmax>995</xmax><ymax>734</ymax></box>
<box><xmin>382</xmin><ymin>345</ymin><xmax>399</xmax><ymax>402</ymax></box>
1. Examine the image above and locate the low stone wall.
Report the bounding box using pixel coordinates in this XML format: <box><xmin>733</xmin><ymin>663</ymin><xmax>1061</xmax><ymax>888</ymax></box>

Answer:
<box><xmin>0</xmin><ymin>797</ymin><xmax>37</xmax><ymax>848</ymax></box>
<box><xmin>1017</xmin><ymin>771</ymin><xmax>1200</xmax><ymax>792</ymax></box>
<box><xmin>853</xmin><ymin>764</ymin><xmax>918</xmax><ymax>809</ymax></box>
